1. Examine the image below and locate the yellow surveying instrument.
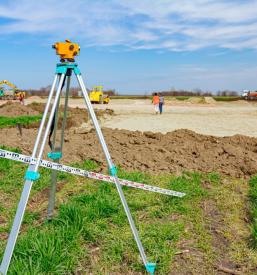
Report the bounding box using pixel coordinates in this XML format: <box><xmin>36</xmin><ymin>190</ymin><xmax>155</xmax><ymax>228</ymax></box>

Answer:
<box><xmin>52</xmin><ymin>39</ymin><xmax>80</xmax><ymax>62</ymax></box>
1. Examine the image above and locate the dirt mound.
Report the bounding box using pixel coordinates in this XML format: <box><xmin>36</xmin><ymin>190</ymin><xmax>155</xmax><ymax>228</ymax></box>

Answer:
<box><xmin>27</xmin><ymin>103</ymin><xmax>114</xmax><ymax>129</ymax></box>
<box><xmin>204</xmin><ymin>97</ymin><xmax>216</xmax><ymax>104</ymax></box>
<box><xmin>28</xmin><ymin>96</ymin><xmax>42</xmax><ymax>101</ymax></box>
<box><xmin>168</xmin><ymin>97</ymin><xmax>179</xmax><ymax>103</ymax></box>
<box><xmin>0</xmin><ymin>102</ymin><xmax>114</xmax><ymax>129</ymax></box>
<box><xmin>1</xmin><ymin>127</ymin><xmax>257</xmax><ymax>178</ymax></box>
<box><xmin>187</xmin><ymin>97</ymin><xmax>205</xmax><ymax>104</ymax></box>
<box><xmin>0</xmin><ymin>102</ymin><xmax>40</xmax><ymax>117</ymax></box>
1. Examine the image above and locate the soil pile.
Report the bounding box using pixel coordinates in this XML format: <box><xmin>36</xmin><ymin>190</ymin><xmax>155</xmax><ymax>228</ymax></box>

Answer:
<box><xmin>28</xmin><ymin>96</ymin><xmax>42</xmax><ymax>101</ymax></box>
<box><xmin>1</xmin><ymin>127</ymin><xmax>257</xmax><ymax>178</ymax></box>
<box><xmin>204</xmin><ymin>97</ymin><xmax>217</xmax><ymax>104</ymax></box>
<box><xmin>0</xmin><ymin>102</ymin><xmax>114</xmax><ymax>129</ymax></box>
<box><xmin>0</xmin><ymin>102</ymin><xmax>40</xmax><ymax>117</ymax></box>
<box><xmin>187</xmin><ymin>97</ymin><xmax>205</xmax><ymax>104</ymax></box>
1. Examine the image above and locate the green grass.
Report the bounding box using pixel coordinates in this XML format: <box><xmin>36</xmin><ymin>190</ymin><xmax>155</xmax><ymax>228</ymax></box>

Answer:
<box><xmin>0</xmin><ymin>150</ymin><xmax>256</xmax><ymax>273</ymax></box>
<box><xmin>39</xmin><ymin>94</ymin><xmax>244</xmax><ymax>102</ymax></box>
<box><xmin>249</xmin><ymin>175</ymin><xmax>257</xmax><ymax>248</ymax></box>
<box><xmin>109</xmin><ymin>95</ymin><xmax>192</xmax><ymax>101</ymax></box>
<box><xmin>109</xmin><ymin>95</ymin><xmax>241</xmax><ymax>102</ymax></box>
<box><xmin>110</xmin><ymin>95</ymin><xmax>151</xmax><ymax>99</ymax></box>
<box><xmin>0</xmin><ymin>152</ymin><xmax>213</xmax><ymax>274</ymax></box>
<box><xmin>108</xmin><ymin>95</ymin><xmax>241</xmax><ymax>102</ymax></box>
<box><xmin>43</xmin><ymin>95</ymin><xmax>242</xmax><ymax>102</ymax></box>
<box><xmin>213</xmin><ymin>96</ymin><xmax>241</xmax><ymax>101</ymax></box>
<box><xmin>0</xmin><ymin>115</ymin><xmax>42</xmax><ymax>128</ymax></box>
<box><xmin>175</xmin><ymin>96</ymin><xmax>190</xmax><ymax>100</ymax></box>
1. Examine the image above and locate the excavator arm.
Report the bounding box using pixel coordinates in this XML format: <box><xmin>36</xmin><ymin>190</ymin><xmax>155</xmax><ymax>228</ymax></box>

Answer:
<box><xmin>0</xmin><ymin>80</ymin><xmax>26</xmax><ymax>100</ymax></box>
<box><xmin>0</xmin><ymin>80</ymin><xmax>17</xmax><ymax>89</ymax></box>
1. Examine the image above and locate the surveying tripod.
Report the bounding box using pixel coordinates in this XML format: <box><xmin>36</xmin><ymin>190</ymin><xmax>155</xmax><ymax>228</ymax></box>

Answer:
<box><xmin>0</xmin><ymin>41</ymin><xmax>156</xmax><ymax>274</ymax></box>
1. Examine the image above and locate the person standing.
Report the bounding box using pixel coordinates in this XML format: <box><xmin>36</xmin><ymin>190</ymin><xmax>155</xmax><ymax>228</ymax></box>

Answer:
<box><xmin>159</xmin><ymin>93</ymin><xmax>164</xmax><ymax>114</ymax></box>
<box><xmin>19</xmin><ymin>92</ymin><xmax>25</xmax><ymax>105</ymax></box>
<box><xmin>152</xmin><ymin>93</ymin><xmax>159</xmax><ymax>114</ymax></box>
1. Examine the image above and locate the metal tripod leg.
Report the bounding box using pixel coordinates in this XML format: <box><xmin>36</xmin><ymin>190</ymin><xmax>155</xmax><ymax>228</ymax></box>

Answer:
<box><xmin>31</xmin><ymin>75</ymin><xmax>59</xmax><ymax>158</ymax></box>
<box><xmin>76</xmin><ymin>74</ymin><xmax>154</xmax><ymax>272</ymax></box>
<box><xmin>47</xmin><ymin>75</ymin><xmax>71</xmax><ymax>219</ymax></box>
<box><xmin>0</xmin><ymin>73</ymin><xmax>66</xmax><ymax>275</ymax></box>
<box><xmin>46</xmin><ymin>93</ymin><xmax>61</xmax><ymax>219</ymax></box>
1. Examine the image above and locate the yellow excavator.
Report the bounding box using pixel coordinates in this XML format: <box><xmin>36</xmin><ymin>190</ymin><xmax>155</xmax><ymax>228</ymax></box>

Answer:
<box><xmin>89</xmin><ymin>85</ymin><xmax>110</xmax><ymax>104</ymax></box>
<box><xmin>0</xmin><ymin>80</ymin><xmax>26</xmax><ymax>100</ymax></box>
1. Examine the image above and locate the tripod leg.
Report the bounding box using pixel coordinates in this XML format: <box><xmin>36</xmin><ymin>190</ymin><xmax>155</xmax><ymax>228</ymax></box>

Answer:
<box><xmin>0</xmin><ymin>74</ymin><xmax>66</xmax><ymax>275</ymax></box>
<box><xmin>31</xmin><ymin>75</ymin><xmax>59</xmax><ymax>158</ymax></box>
<box><xmin>34</xmin><ymin>74</ymin><xmax>66</xmax><ymax>170</ymax></box>
<box><xmin>46</xmin><ymin>94</ymin><xmax>61</xmax><ymax>219</ymax></box>
<box><xmin>60</xmin><ymin>76</ymin><xmax>71</xmax><ymax>152</ymax></box>
<box><xmin>47</xmin><ymin>75</ymin><xmax>71</xmax><ymax>219</ymax></box>
<box><xmin>76</xmin><ymin>74</ymin><xmax>154</xmax><ymax>272</ymax></box>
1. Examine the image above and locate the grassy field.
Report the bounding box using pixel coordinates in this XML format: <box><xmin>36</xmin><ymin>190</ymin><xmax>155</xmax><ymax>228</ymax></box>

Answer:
<box><xmin>102</xmin><ymin>95</ymin><xmax>241</xmax><ymax>101</ymax></box>
<box><xmin>213</xmin><ymin>96</ymin><xmax>241</xmax><ymax>101</ymax></box>
<box><xmin>249</xmin><ymin>176</ymin><xmax>257</xmax><ymax>248</ymax></box>
<box><xmin>0</xmin><ymin>147</ymin><xmax>257</xmax><ymax>274</ymax></box>
<box><xmin>43</xmin><ymin>94</ymin><xmax>242</xmax><ymax>102</ymax></box>
<box><xmin>108</xmin><ymin>95</ymin><xmax>188</xmax><ymax>100</ymax></box>
<box><xmin>0</xmin><ymin>115</ymin><xmax>42</xmax><ymax>128</ymax></box>
<box><xmin>107</xmin><ymin>95</ymin><xmax>192</xmax><ymax>101</ymax></box>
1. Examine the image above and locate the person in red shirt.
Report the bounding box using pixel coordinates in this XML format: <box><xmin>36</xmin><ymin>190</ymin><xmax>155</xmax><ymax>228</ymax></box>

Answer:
<box><xmin>19</xmin><ymin>93</ymin><xmax>25</xmax><ymax>105</ymax></box>
<box><xmin>152</xmin><ymin>93</ymin><xmax>160</xmax><ymax>114</ymax></box>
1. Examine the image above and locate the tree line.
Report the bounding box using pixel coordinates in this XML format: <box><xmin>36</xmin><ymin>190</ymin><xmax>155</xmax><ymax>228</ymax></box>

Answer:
<box><xmin>26</xmin><ymin>86</ymin><xmax>117</xmax><ymax>97</ymax></box>
<box><xmin>153</xmin><ymin>88</ymin><xmax>239</xmax><ymax>97</ymax></box>
<box><xmin>26</xmin><ymin>86</ymin><xmax>239</xmax><ymax>97</ymax></box>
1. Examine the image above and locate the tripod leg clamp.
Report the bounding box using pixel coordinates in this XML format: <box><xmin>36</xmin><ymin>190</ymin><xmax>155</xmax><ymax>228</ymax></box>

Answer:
<box><xmin>145</xmin><ymin>263</ymin><xmax>156</xmax><ymax>274</ymax></box>
<box><xmin>24</xmin><ymin>171</ymin><xmax>40</xmax><ymax>181</ymax></box>
<box><xmin>56</xmin><ymin>66</ymin><xmax>67</xmax><ymax>74</ymax></box>
<box><xmin>109</xmin><ymin>166</ymin><xmax>117</xmax><ymax>176</ymax></box>
<box><xmin>73</xmin><ymin>66</ymin><xmax>81</xmax><ymax>75</ymax></box>
<box><xmin>47</xmin><ymin>151</ymin><xmax>62</xmax><ymax>160</ymax></box>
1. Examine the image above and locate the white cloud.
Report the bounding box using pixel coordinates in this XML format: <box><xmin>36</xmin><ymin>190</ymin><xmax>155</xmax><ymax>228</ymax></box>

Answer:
<box><xmin>0</xmin><ymin>0</ymin><xmax>257</xmax><ymax>51</ymax></box>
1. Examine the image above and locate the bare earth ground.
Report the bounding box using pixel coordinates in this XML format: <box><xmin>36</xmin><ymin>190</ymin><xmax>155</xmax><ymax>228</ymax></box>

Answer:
<box><xmin>1</xmin><ymin>98</ymin><xmax>257</xmax><ymax>274</ymax></box>
<box><xmin>16</xmin><ymin>97</ymin><xmax>257</xmax><ymax>137</ymax></box>
<box><xmin>1</xmin><ymin>99</ymin><xmax>257</xmax><ymax>178</ymax></box>
<box><xmin>1</xmin><ymin>126</ymin><xmax>257</xmax><ymax>178</ymax></box>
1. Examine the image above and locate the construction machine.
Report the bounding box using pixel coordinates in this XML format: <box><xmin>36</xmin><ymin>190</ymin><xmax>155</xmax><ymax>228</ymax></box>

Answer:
<box><xmin>0</xmin><ymin>80</ymin><xmax>26</xmax><ymax>100</ymax></box>
<box><xmin>241</xmin><ymin>90</ymin><xmax>257</xmax><ymax>100</ymax></box>
<box><xmin>89</xmin><ymin>85</ymin><xmax>110</xmax><ymax>104</ymax></box>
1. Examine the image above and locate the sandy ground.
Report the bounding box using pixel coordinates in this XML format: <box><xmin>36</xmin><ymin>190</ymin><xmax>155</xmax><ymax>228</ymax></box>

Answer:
<box><xmin>12</xmin><ymin>97</ymin><xmax>257</xmax><ymax>137</ymax></box>
<box><xmin>2</xmin><ymin>100</ymin><xmax>257</xmax><ymax>178</ymax></box>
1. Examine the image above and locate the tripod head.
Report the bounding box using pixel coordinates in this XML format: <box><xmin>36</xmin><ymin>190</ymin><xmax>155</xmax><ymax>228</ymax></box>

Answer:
<box><xmin>52</xmin><ymin>39</ymin><xmax>80</xmax><ymax>63</ymax></box>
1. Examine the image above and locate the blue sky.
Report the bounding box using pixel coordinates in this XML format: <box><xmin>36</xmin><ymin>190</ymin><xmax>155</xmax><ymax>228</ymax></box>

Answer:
<box><xmin>0</xmin><ymin>0</ymin><xmax>257</xmax><ymax>94</ymax></box>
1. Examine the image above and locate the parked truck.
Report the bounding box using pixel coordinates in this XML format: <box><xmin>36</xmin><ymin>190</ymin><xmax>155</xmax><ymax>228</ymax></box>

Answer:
<box><xmin>241</xmin><ymin>90</ymin><xmax>257</xmax><ymax>100</ymax></box>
